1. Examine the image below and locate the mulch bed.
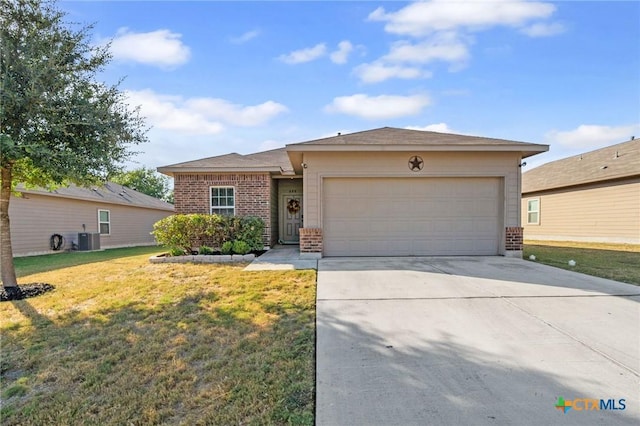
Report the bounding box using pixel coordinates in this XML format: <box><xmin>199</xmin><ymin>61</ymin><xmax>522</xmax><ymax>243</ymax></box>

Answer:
<box><xmin>0</xmin><ymin>283</ymin><xmax>55</xmax><ymax>302</ymax></box>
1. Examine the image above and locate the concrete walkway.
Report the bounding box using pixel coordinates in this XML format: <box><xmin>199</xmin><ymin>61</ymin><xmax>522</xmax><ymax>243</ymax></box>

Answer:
<box><xmin>316</xmin><ymin>257</ymin><xmax>640</xmax><ymax>425</ymax></box>
<box><xmin>244</xmin><ymin>245</ymin><xmax>317</xmax><ymax>271</ymax></box>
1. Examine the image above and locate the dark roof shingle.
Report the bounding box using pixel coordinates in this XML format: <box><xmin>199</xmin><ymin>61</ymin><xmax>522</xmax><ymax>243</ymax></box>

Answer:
<box><xmin>158</xmin><ymin>148</ymin><xmax>292</xmax><ymax>174</ymax></box>
<box><xmin>17</xmin><ymin>182</ymin><xmax>175</xmax><ymax>211</ymax></box>
<box><xmin>158</xmin><ymin>127</ymin><xmax>548</xmax><ymax>175</ymax></box>
<box><xmin>522</xmin><ymin>139</ymin><xmax>640</xmax><ymax>193</ymax></box>
<box><xmin>289</xmin><ymin>127</ymin><xmax>543</xmax><ymax>147</ymax></box>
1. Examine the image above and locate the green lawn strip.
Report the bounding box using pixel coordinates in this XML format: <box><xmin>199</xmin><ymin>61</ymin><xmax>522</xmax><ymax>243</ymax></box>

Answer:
<box><xmin>1</xmin><ymin>257</ymin><xmax>316</xmax><ymax>425</ymax></box>
<box><xmin>524</xmin><ymin>244</ymin><xmax>640</xmax><ymax>286</ymax></box>
<box><xmin>13</xmin><ymin>246</ymin><xmax>166</xmax><ymax>278</ymax></box>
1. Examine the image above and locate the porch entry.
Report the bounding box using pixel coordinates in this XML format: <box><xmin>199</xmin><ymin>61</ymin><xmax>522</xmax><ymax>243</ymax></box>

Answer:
<box><xmin>278</xmin><ymin>178</ymin><xmax>303</xmax><ymax>244</ymax></box>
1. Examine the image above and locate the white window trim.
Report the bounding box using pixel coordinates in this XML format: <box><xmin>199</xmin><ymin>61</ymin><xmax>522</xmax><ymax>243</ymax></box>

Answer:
<box><xmin>210</xmin><ymin>186</ymin><xmax>235</xmax><ymax>216</ymax></box>
<box><xmin>98</xmin><ymin>209</ymin><xmax>111</xmax><ymax>235</ymax></box>
<box><xmin>527</xmin><ymin>198</ymin><xmax>540</xmax><ymax>225</ymax></box>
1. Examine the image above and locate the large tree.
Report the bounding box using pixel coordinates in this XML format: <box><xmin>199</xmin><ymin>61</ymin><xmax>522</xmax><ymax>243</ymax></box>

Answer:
<box><xmin>111</xmin><ymin>167</ymin><xmax>173</xmax><ymax>202</ymax></box>
<box><xmin>0</xmin><ymin>0</ymin><xmax>148</xmax><ymax>292</ymax></box>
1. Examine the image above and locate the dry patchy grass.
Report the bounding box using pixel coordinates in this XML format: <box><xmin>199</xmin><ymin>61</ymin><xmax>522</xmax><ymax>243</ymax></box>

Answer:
<box><xmin>1</xmin><ymin>254</ymin><xmax>316</xmax><ymax>425</ymax></box>
<box><xmin>524</xmin><ymin>244</ymin><xmax>640</xmax><ymax>285</ymax></box>
<box><xmin>524</xmin><ymin>240</ymin><xmax>640</xmax><ymax>253</ymax></box>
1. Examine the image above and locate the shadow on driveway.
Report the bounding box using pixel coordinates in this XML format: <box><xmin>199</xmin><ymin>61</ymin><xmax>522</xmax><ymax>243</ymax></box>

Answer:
<box><xmin>316</xmin><ymin>257</ymin><xmax>639</xmax><ymax>425</ymax></box>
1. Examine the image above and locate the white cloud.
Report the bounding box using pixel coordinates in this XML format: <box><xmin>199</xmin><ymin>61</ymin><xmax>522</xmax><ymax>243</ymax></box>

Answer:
<box><xmin>324</xmin><ymin>94</ymin><xmax>431</xmax><ymax>120</ymax></box>
<box><xmin>363</xmin><ymin>0</ymin><xmax>562</xmax><ymax>83</ymax></box>
<box><xmin>330</xmin><ymin>40</ymin><xmax>354</xmax><ymax>64</ymax></box>
<box><xmin>108</xmin><ymin>28</ymin><xmax>191</xmax><ymax>68</ymax></box>
<box><xmin>368</xmin><ymin>0</ymin><xmax>556</xmax><ymax>37</ymax></box>
<box><xmin>545</xmin><ymin>124</ymin><xmax>640</xmax><ymax>149</ymax></box>
<box><xmin>354</xmin><ymin>62</ymin><xmax>431</xmax><ymax>84</ymax></box>
<box><xmin>230</xmin><ymin>29</ymin><xmax>260</xmax><ymax>44</ymax></box>
<box><xmin>353</xmin><ymin>32</ymin><xmax>466</xmax><ymax>84</ymax></box>
<box><xmin>406</xmin><ymin>123</ymin><xmax>455</xmax><ymax>133</ymax></box>
<box><xmin>520</xmin><ymin>21</ymin><xmax>565</xmax><ymax>37</ymax></box>
<box><xmin>126</xmin><ymin>90</ymin><xmax>222</xmax><ymax>135</ymax></box>
<box><xmin>383</xmin><ymin>33</ymin><xmax>470</xmax><ymax>66</ymax></box>
<box><xmin>185</xmin><ymin>98</ymin><xmax>288</xmax><ymax>126</ymax></box>
<box><xmin>126</xmin><ymin>89</ymin><xmax>288</xmax><ymax>135</ymax></box>
<box><xmin>279</xmin><ymin>43</ymin><xmax>327</xmax><ymax>64</ymax></box>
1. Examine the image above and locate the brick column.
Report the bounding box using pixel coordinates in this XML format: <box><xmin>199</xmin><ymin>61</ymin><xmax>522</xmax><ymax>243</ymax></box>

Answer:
<box><xmin>299</xmin><ymin>228</ymin><xmax>322</xmax><ymax>259</ymax></box>
<box><xmin>505</xmin><ymin>226</ymin><xmax>523</xmax><ymax>258</ymax></box>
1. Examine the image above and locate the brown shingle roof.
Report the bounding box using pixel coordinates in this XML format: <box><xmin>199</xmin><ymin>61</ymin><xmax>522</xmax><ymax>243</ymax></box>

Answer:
<box><xmin>290</xmin><ymin>127</ymin><xmax>544</xmax><ymax>148</ymax></box>
<box><xmin>16</xmin><ymin>182</ymin><xmax>175</xmax><ymax>211</ymax></box>
<box><xmin>158</xmin><ymin>127</ymin><xmax>548</xmax><ymax>176</ymax></box>
<box><xmin>158</xmin><ymin>148</ymin><xmax>292</xmax><ymax>175</ymax></box>
<box><xmin>522</xmin><ymin>139</ymin><xmax>640</xmax><ymax>193</ymax></box>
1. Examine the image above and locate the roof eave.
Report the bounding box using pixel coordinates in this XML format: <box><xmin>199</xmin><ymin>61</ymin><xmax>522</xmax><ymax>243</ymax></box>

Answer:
<box><xmin>285</xmin><ymin>143</ymin><xmax>548</xmax><ymax>174</ymax></box>
<box><xmin>15</xmin><ymin>189</ymin><xmax>175</xmax><ymax>212</ymax></box>
<box><xmin>523</xmin><ymin>173</ymin><xmax>640</xmax><ymax>194</ymax></box>
<box><xmin>285</xmin><ymin>143</ymin><xmax>549</xmax><ymax>153</ymax></box>
<box><xmin>158</xmin><ymin>166</ymin><xmax>283</xmax><ymax>176</ymax></box>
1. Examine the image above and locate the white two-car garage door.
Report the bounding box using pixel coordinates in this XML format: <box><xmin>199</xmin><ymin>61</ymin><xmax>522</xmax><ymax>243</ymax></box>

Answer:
<box><xmin>323</xmin><ymin>177</ymin><xmax>502</xmax><ymax>256</ymax></box>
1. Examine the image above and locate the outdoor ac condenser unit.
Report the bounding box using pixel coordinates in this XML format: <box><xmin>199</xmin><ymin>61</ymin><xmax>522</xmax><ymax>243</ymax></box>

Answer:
<box><xmin>78</xmin><ymin>232</ymin><xmax>101</xmax><ymax>251</ymax></box>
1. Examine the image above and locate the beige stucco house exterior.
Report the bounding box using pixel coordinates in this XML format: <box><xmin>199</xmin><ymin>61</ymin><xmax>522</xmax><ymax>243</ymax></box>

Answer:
<box><xmin>9</xmin><ymin>182</ymin><xmax>174</xmax><ymax>256</ymax></box>
<box><xmin>522</xmin><ymin>138</ymin><xmax>640</xmax><ymax>244</ymax></box>
<box><xmin>159</xmin><ymin>127</ymin><xmax>548</xmax><ymax>257</ymax></box>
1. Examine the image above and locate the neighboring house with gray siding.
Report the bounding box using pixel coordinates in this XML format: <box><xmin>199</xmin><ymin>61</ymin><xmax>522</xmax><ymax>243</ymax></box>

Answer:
<box><xmin>522</xmin><ymin>138</ymin><xmax>640</xmax><ymax>244</ymax></box>
<box><xmin>9</xmin><ymin>182</ymin><xmax>174</xmax><ymax>256</ymax></box>
<box><xmin>159</xmin><ymin>127</ymin><xmax>548</xmax><ymax>258</ymax></box>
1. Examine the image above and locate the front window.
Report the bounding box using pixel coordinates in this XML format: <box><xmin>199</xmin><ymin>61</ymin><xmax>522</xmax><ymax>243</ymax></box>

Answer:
<box><xmin>527</xmin><ymin>199</ymin><xmax>540</xmax><ymax>225</ymax></box>
<box><xmin>98</xmin><ymin>209</ymin><xmax>111</xmax><ymax>235</ymax></box>
<box><xmin>211</xmin><ymin>187</ymin><xmax>235</xmax><ymax>216</ymax></box>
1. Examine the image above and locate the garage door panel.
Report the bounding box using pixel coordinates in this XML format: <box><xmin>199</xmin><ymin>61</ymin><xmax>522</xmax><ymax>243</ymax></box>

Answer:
<box><xmin>323</xmin><ymin>177</ymin><xmax>502</xmax><ymax>256</ymax></box>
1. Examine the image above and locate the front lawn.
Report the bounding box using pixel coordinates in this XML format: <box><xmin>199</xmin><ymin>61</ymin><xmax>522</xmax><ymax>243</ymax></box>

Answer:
<box><xmin>524</xmin><ymin>243</ymin><xmax>640</xmax><ymax>286</ymax></box>
<box><xmin>1</xmin><ymin>254</ymin><xmax>316</xmax><ymax>425</ymax></box>
<box><xmin>12</xmin><ymin>245</ymin><xmax>167</xmax><ymax>277</ymax></box>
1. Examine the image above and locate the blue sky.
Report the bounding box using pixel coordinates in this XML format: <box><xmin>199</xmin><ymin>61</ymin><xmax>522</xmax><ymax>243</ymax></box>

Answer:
<box><xmin>61</xmin><ymin>1</ymin><xmax>640</xmax><ymax>171</ymax></box>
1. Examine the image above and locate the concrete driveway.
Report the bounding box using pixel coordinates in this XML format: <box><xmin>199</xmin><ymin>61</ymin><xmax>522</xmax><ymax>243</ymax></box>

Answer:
<box><xmin>316</xmin><ymin>257</ymin><xmax>640</xmax><ymax>425</ymax></box>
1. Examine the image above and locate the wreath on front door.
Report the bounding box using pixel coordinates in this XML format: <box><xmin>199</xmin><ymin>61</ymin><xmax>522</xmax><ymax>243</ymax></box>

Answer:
<box><xmin>287</xmin><ymin>199</ymin><xmax>301</xmax><ymax>214</ymax></box>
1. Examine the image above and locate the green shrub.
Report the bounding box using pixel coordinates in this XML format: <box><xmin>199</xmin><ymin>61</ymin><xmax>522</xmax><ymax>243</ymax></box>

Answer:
<box><xmin>198</xmin><ymin>245</ymin><xmax>214</xmax><ymax>255</ymax></box>
<box><xmin>152</xmin><ymin>214</ymin><xmax>265</xmax><ymax>254</ymax></box>
<box><xmin>221</xmin><ymin>241</ymin><xmax>233</xmax><ymax>255</ymax></box>
<box><xmin>152</xmin><ymin>214</ymin><xmax>212</xmax><ymax>254</ymax></box>
<box><xmin>237</xmin><ymin>216</ymin><xmax>265</xmax><ymax>251</ymax></box>
<box><xmin>169</xmin><ymin>247</ymin><xmax>185</xmax><ymax>257</ymax></box>
<box><xmin>207</xmin><ymin>214</ymin><xmax>227</xmax><ymax>248</ymax></box>
<box><xmin>232</xmin><ymin>240</ymin><xmax>251</xmax><ymax>255</ymax></box>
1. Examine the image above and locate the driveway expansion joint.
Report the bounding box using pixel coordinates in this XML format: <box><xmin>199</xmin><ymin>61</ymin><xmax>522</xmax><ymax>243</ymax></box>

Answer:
<box><xmin>500</xmin><ymin>296</ymin><xmax>640</xmax><ymax>378</ymax></box>
<box><xmin>318</xmin><ymin>293</ymin><xmax>640</xmax><ymax>302</ymax></box>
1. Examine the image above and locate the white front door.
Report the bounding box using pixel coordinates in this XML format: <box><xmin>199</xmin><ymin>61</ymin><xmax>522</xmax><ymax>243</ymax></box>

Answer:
<box><xmin>282</xmin><ymin>194</ymin><xmax>302</xmax><ymax>243</ymax></box>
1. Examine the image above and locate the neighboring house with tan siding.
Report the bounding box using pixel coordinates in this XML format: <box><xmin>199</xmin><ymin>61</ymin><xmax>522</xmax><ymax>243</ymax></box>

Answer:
<box><xmin>521</xmin><ymin>138</ymin><xmax>640</xmax><ymax>244</ymax></box>
<box><xmin>9</xmin><ymin>182</ymin><xmax>174</xmax><ymax>256</ymax></box>
<box><xmin>159</xmin><ymin>127</ymin><xmax>548</xmax><ymax>258</ymax></box>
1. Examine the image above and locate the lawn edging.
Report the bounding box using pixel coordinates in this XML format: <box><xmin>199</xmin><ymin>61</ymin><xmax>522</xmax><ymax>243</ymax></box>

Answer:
<box><xmin>149</xmin><ymin>253</ymin><xmax>256</xmax><ymax>264</ymax></box>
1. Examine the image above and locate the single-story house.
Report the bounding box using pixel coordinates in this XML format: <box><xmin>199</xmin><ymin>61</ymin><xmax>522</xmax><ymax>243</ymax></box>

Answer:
<box><xmin>522</xmin><ymin>138</ymin><xmax>639</xmax><ymax>244</ymax></box>
<box><xmin>159</xmin><ymin>127</ymin><xmax>548</xmax><ymax>258</ymax></box>
<box><xmin>9</xmin><ymin>182</ymin><xmax>174</xmax><ymax>256</ymax></box>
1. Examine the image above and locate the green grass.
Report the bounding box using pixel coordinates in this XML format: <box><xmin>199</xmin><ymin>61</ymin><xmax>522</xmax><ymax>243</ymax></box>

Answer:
<box><xmin>13</xmin><ymin>246</ymin><xmax>166</xmax><ymax>278</ymax></box>
<box><xmin>1</xmin><ymin>254</ymin><xmax>317</xmax><ymax>425</ymax></box>
<box><xmin>524</xmin><ymin>244</ymin><xmax>640</xmax><ymax>286</ymax></box>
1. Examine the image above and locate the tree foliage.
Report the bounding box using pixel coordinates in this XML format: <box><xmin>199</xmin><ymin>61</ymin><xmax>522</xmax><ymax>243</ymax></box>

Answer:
<box><xmin>0</xmin><ymin>0</ymin><xmax>149</xmax><ymax>289</ymax></box>
<box><xmin>111</xmin><ymin>167</ymin><xmax>173</xmax><ymax>202</ymax></box>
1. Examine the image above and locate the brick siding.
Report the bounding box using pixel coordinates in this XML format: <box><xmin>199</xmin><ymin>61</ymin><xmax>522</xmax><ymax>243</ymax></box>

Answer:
<box><xmin>300</xmin><ymin>228</ymin><xmax>322</xmax><ymax>253</ymax></box>
<box><xmin>505</xmin><ymin>226</ymin><xmax>523</xmax><ymax>251</ymax></box>
<box><xmin>174</xmin><ymin>173</ymin><xmax>272</xmax><ymax>247</ymax></box>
